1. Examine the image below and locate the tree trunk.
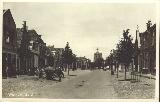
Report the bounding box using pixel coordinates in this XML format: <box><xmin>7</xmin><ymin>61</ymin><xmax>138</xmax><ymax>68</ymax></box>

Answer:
<box><xmin>111</xmin><ymin>65</ymin><xmax>114</xmax><ymax>75</ymax></box>
<box><xmin>67</xmin><ymin>64</ymin><xmax>69</xmax><ymax>75</ymax></box>
<box><xmin>64</xmin><ymin>64</ymin><xmax>67</xmax><ymax>72</ymax></box>
<box><xmin>72</xmin><ymin>63</ymin><xmax>74</xmax><ymax>71</ymax></box>
<box><xmin>117</xmin><ymin>63</ymin><xmax>118</xmax><ymax>78</ymax></box>
<box><xmin>125</xmin><ymin>65</ymin><xmax>127</xmax><ymax>80</ymax></box>
<box><xmin>131</xmin><ymin>61</ymin><xmax>133</xmax><ymax>80</ymax></box>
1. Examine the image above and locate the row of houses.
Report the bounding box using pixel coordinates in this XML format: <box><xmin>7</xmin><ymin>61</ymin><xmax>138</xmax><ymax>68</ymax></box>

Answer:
<box><xmin>2</xmin><ymin>9</ymin><xmax>91</xmax><ymax>78</ymax></box>
<box><xmin>2</xmin><ymin>9</ymin><xmax>57</xmax><ymax>78</ymax></box>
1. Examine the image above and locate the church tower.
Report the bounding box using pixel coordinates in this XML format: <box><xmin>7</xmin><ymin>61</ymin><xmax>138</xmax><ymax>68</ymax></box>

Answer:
<box><xmin>94</xmin><ymin>48</ymin><xmax>102</xmax><ymax>62</ymax></box>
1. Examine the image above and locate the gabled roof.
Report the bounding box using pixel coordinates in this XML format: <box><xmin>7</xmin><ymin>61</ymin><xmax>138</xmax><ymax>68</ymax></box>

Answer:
<box><xmin>3</xmin><ymin>9</ymin><xmax>9</xmax><ymax>14</ymax></box>
<box><xmin>139</xmin><ymin>23</ymin><xmax>156</xmax><ymax>37</ymax></box>
<box><xmin>28</xmin><ymin>29</ymin><xmax>39</xmax><ymax>38</ymax></box>
<box><xmin>28</xmin><ymin>29</ymin><xmax>37</xmax><ymax>34</ymax></box>
<box><xmin>3</xmin><ymin>9</ymin><xmax>16</xmax><ymax>28</ymax></box>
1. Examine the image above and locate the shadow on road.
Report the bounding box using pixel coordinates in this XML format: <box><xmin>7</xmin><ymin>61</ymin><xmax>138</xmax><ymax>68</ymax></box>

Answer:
<box><xmin>118</xmin><ymin>79</ymin><xmax>132</xmax><ymax>81</ymax></box>
<box><xmin>69</xmin><ymin>75</ymin><xmax>77</xmax><ymax>76</ymax></box>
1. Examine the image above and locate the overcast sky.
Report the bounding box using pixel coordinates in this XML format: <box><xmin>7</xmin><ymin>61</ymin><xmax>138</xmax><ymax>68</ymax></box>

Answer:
<box><xmin>3</xmin><ymin>3</ymin><xmax>157</xmax><ymax>61</ymax></box>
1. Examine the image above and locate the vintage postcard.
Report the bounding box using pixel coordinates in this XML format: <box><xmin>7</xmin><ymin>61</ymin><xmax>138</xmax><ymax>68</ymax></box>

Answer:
<box><xmin>1</xmin><ymin>0</ymin><xmax>159</xmax><ymax>102</ymax></box>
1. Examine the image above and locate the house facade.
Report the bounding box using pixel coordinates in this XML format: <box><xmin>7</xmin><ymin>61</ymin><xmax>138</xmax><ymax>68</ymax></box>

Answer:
<box><xmin>139</xmin><ymin>21</ymin><xmax>156</xmax><ymax>74</ymax></box>
<box><xmin>2</xmin><ymin>9</ymin><xmax>17</xmax><ymax>78</ymax></box>
<box><xmin>17</xmin><ymin>22</ymin><xmax>48</xmax><ymax>75</ymax></box>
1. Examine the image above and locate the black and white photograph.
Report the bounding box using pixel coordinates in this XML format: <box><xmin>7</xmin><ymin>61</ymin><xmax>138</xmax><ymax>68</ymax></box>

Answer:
<box><xmin>1</xmin><ymin>1</ymin><xmax>159</xmax><ymax>101</ymax></box>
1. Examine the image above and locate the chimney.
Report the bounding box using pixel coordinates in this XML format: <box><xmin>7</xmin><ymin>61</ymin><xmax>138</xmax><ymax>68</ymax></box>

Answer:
<box><xmin>22</xmin><ymin>21</ymin><xmax>27</xmax><ymax>32</ymax></box>
<box><xmin>146</xmin><ymin>20</ymin><xmax>152</xmax><ymax>30</ymax></box>
<box><xmin>38</xmin><ymin>35</ymin><xmax>41</xmax><ymax>39</ymax></box>
<box><xmin>23</xmin><ymin>21</ymin><xmax>26</xmax><ymax>28</ymax></box>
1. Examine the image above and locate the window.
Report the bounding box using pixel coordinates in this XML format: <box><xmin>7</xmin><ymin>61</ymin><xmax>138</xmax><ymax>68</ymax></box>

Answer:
<box><xmin>29</xmin><ymin>40</ymin><xmax>33</xmax><ymax>50</ymax></box>
<box><xmin>5</xmin><ymin>31</ymin><xmax>10</xmax><ymax>43</ymax></box>
<box><xmin>6</xmin><ymin>36</ymin><xmax>10</xmax><ymax>43</ymax></box>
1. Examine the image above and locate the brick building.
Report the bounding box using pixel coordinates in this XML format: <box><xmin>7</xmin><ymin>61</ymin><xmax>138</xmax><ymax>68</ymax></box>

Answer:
<box><xmin>139</xmin><ymin>21</ymin><xmax>156</xmax><ymax>74</ymax></box>
<box><xmin>17</xmin><ymin>21</ymin><xmax>48</xmax><ymax>75</ymax></box>
<box><xmin>2</xmin><ymin>9</ymin><xmax>17</xmax><ymax>78</ymax></box>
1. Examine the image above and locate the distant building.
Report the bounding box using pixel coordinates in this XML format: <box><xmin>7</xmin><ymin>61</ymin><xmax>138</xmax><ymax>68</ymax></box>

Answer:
<box><xmin>94</xmin><ymin>48</ymin><xmax>104</xmax><ymax>68</ymax></box>
<box><xmin>2</xmin><ymin>9</ymin><xmax>17</xmax><ymax>78</ymax></box>
<box><xmin>94</xmin><ymin>48</ymin><xmax>102</xmax><ymax>62</ymax></box>
<box><xmin>77</xmin><ymin>56</ymin><xmax>91</xmax><ymax>70</ymax></box>
<box><xmin>139</xmin><ymin>21</ymin><xmax>156</xmax><ymax>74</ymax></box>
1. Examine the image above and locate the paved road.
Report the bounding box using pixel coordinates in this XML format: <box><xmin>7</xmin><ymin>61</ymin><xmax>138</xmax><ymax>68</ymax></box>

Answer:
<box><xmin>32</xmin><ymin>70</ymin><xmax>117</xmax><ymax>99</ymax></box>
<box><xmin>3</xmin><ymin>69</ymin><xmax>155</xmax><ymax>99</ymax></box>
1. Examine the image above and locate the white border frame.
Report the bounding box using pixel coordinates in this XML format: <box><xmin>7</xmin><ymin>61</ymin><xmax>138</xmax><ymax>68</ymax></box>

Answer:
<box><xmin>0</xmin><ymin>0</ymin><xmax>159</xmax><ymax>102</ymax></box>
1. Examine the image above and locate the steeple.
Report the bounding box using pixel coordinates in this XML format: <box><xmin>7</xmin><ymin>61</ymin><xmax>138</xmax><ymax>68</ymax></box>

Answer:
<box><xmin>134</xmin><ymin>25</ymin><xmax>139</xmax><ymax>72</ymax></box>
<box><xmin>96</xmin><ymin>48</ymin><xmax>99</xmax><ymax>52</ymax></box>
<box><xmin>135</xmin><ymin>25</ymin><xmax>139</xmax><ymax>47</ymax></box>
<box><xmin>136</xmin><ymin>25</ymin><xmax>138</xmax><ymax>39</ymax></box>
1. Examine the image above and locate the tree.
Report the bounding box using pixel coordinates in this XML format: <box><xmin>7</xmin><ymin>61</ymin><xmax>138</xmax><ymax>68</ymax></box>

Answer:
<box><xmin>19</xmin><ymin>21</ymin><xmax>30</xmax><ymax>74</ymax></box>
<box><xmin>107</xmin><ymin>29</ymin><xmax>134</xmax><ymax>79</ymax></box>
<box><xmin>72</xmin><ymin>54</ymin><xmax>77</xmax><ymax>71</ymax></box>
<box><xmin>47</xmin><ymin>55</ymin><xmax>54</xmax><ymax>67</ymax></box>
<box><xmin>117</xmin><ymin>29</ymin><xmax>134</xmax><ymax>80</ymax></box>
<box><xmin>109</xmin><ymin>53</ymin><xmax>114</xmax><ymax>75</ymax></box>
<box><xmin>62</xmin><ymin>42</ymin><xmax>74</xmax><ymax>75</ymax></box>
<box><xmin>111</xmin><ymin>49</ymin><xmax>119</xmax><ymax>77</ymax></box>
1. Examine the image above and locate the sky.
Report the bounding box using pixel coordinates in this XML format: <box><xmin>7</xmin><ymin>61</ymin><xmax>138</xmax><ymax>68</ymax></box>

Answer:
<box><xmin>3</xmin><ymin>3</ymin><xmax>157</xmax><ymax>61</ymax></box>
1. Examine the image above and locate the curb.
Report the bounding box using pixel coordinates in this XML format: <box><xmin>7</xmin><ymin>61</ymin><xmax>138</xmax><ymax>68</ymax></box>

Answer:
<box><xmin>134</xmin><ymin>74</ymin><xmax>156</xmax><ymax>80</ymax></box>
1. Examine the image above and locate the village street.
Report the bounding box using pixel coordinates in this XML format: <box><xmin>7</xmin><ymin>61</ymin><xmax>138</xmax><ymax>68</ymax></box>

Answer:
<box><xmin>32</xmin><ymin>70</ymin><xmax>117</xmax><ymax>99</ymax></box>
<box><xmin>3</xmin><ymin>69</ymin><xmax>155</xmax><ymax>99</ymax></box>
<box><xmin>2</xmin><ymin>3</ymin><xmax>158</xmax><ymax>101</ymax></box>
